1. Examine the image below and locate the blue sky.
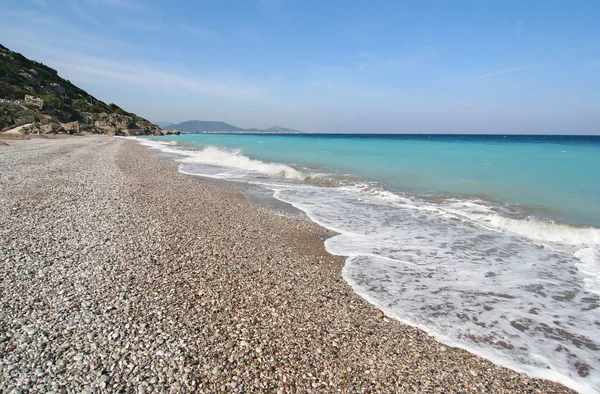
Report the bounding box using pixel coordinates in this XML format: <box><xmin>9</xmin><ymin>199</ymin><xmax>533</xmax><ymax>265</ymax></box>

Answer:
<box><xmin>1</xmin><ymin>0</ymin><xmax>600</xmax><ymax>133</ymax></box>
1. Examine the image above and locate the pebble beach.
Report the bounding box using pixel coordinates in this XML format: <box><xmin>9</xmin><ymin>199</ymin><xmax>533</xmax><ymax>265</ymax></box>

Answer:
<box><xmin>0</xmin><ymin>136</ymin><xmax>575</xmax><ymax>393</ymax></box>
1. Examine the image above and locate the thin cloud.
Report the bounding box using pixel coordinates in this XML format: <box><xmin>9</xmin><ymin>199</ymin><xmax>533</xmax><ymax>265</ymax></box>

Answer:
<box><xmin>0</xmin><ymin>9</ymin><xmax>159</xmax><ymax>57</ymax></box>
<box><xmin>0</xmin><ymin>17</ymin><xmax>268</xmax><ymax>103</ymax></box>
<box><xmin>44</xmin><ymin>53</ymin><xmax>268</xmax><ymax>102</ymax></box>
<box><xmin>474</xmin><ymin>66</ymin><xmax>532</xmax><ymax>80</ymax></box>
<box><xmin>70</xmin><ymin>0</ymin><xmax>158</xmax><ymax>31</ymax></box>
<box><xmin>71</xmin><ymin>0</ymin><xmax>113</xmax><ymax>32</ymax></box>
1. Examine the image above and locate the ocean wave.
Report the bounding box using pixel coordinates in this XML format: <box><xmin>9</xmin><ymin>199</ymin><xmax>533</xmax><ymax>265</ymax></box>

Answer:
<box><xmin>178</xmin><ymin>146</ymin><xmax>304</xmax><ymax>180</ymax></box>
<box><xmin>345</xmin><ymin>183</ymin><xmax>600</xmax><ymax>248</ymax></box>
<box><xmin>433</xmin><ymin>199</ymin><xmax>600</xmax><ymax>246</ymax></box>
<box><xmin>479</xmin><ymin>214</ymin><xmax>600</xmax><ymax>245</ymax></box>
<box><xmin>138</xmin><ymin>136</ymin><xmax>600</xmax><ymax>248</ymax></box>
<box><xmin>135</xmin><ymin>138</ymin><xmax>304</xmax><ymax>180</ymax></box>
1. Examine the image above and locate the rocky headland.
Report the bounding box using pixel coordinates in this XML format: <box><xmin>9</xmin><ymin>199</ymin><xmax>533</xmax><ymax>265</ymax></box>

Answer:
<box><xmin>0</xmin><ymin>44</ymin><xmax>177</xmax><ymax>137</ymax></box>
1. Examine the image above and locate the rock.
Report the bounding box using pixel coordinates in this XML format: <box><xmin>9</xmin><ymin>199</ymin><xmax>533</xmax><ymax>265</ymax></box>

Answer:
<box><xmin>49</xmin><ymin>83</ymin><xmax>65</xmax><ymax>95</ymax></box>
<box><xmin>20</xmin><ymin>72</ymin><xmax>36</xmax><ymax>83</ymax></box>
<box><xmin>91</xmin><ymin>115</ymin><xmax>162</xmax><ymax>136</ymax></box>
<box><xmin>39</xmin><ymin>123</ymin><xmax>59</xmax><ymax>134</ymax></box>
<box><xmin>61</xmin><ymin>121</ymin><xmax>80</xmax><ymax>135</ymax></box>
<box><xmin>23</xmin><ymin>95</ymin><xmax>43</xmax><ymax>110</ymax></box>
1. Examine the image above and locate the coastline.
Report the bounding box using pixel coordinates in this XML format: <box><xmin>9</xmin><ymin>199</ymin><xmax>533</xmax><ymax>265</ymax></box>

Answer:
<box><xmin>0</xmin><ymin>136</ymin><xmax>575</xmax><ymax>393</ymax></box>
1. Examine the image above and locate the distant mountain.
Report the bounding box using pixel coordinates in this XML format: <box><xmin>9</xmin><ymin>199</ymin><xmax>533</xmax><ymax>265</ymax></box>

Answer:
<box><xmin>0</xmin><ymin>43</ymin><xmax>165</xmax><ymax>135</ymax></box>
<box><xmin>154</xmin><ymin>121</ymin><xmax>173</xmax><ymax>128</ymax></box>
<box><xmin>262</xmin><ymin>125</ymin><xmax>303</xmax><ymax>133</ymax></box>
<box><xmin>165</xmin><ymin>120</ymin><xmax>242</xmax><ymax>132</ymax></box>
<box><xmin>166</xmin><ymin>120</ymin><xmax>303</xmax><ymax>134</ymax></box>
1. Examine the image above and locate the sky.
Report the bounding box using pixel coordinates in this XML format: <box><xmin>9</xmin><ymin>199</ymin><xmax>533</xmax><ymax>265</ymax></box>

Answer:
<box><xmin>1</xmin><ymin>0</ymin><xmax>600</xmax><ymax>134</ymax></box>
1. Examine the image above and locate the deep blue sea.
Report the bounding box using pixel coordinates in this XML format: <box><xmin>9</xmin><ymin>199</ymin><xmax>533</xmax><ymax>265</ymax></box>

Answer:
<box><xmin>137</xmin><ymin>133</ymin><xmax>600</xmax><ymax>393</ymax></box>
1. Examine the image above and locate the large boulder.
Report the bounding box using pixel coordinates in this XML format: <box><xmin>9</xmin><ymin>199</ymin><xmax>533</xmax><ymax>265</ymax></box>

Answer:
<box><xmin>39</xmin><ymin>123</ymin><xmax>57</xmax><ymax>134</ymax></box>
<box><xmin>61</xmin><ymin>121</ymin><xmax>80</xmax><ymax>134</ymax></box>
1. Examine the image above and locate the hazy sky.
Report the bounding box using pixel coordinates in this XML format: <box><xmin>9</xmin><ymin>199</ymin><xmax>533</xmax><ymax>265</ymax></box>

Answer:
<box><xmin>2</xmin><ymin>0</ymin><xmax>600</xmax><ymax>133</ymax></box>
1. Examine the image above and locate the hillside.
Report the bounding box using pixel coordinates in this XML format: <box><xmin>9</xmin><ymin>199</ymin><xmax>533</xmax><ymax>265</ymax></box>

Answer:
<box><xmin>166</xmin><ymin>120</ymin><xmax>303</xmax><ymax>134</ymax></box>
<box><xmin>0</xmin><ymin>44</ymin><xmax>171</xmax><ymax>136</ymax></box>
<box><xmin>165</xmin><ymin>120</ymin><xmax>243</xmax><ymax>133</ymax></box>
<box><xmin>249</xmin><ymin>125</ymin><xmax>303</xmax><ymax>134</ymax></box>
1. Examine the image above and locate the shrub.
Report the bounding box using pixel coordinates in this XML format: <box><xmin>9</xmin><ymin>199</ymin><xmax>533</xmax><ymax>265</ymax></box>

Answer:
<box><xmin>42</xmin><ymin>94</ymin><xmax>62</xmax><ymax>110</ymax></box>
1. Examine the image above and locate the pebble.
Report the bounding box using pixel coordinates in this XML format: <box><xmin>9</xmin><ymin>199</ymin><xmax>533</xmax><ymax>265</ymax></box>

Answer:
<box><xmin>0</xmin><ymin>137</ymin><xmax>575</xmax><ymax>394</ymax></box>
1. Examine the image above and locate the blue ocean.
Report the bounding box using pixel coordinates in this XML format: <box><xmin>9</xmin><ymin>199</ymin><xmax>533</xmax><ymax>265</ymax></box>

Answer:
<box><xmin>137</xmin><ymin>133</ymin><xmax>600</xmax><ymax>393</ymax></box>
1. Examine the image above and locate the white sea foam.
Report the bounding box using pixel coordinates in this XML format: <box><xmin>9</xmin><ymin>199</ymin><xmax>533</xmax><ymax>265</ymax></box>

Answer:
<box><xmin>445</xmin><ymin>203</ymin><xmax>600</xmax><ymax>246</ymax></box>
<box><xmin>134</xmin><ymin>138</ymin><xmax>179</xmax><ymax>146</ymax></box>
<box><xmin>135</xmin><ymin>138</ymin><xmax>304</xmax><ymax>180</ymax></box>
<box><xmin>575</xmin><ymin>248</ymin><xmax>600</xmax><ymax>295</ymax></box>
<box><xmin>134</xmin><ymin>137</ymin><xmax>600</xmax><ymax>393</ymax></box>
<box><xmin>178</xmin><ymin>146</ymin><xmax>304</xmax><ymax>179</ymax></box>
<box><xmin>274</xmin><ymin>184</ymin><xmax>600</xmax><ymax>394</ymax></box>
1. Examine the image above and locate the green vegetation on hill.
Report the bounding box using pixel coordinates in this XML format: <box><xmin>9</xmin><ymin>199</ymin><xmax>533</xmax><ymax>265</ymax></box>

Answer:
<box><xmin>0</xmin><ymin>44</ymin><xmax>168</xmax><ymax>135</ymax></box>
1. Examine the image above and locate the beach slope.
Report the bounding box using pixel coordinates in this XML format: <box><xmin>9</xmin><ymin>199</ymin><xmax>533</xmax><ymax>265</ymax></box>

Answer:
<box><xmin>0</xmin><ymin>136</ymin><xmax>574</xmax><ymax>393</ymax></box>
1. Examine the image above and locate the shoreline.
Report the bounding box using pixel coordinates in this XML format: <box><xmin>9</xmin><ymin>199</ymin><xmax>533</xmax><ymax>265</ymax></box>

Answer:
<box><xmin>0</xmin><ymin>136</ymin><xmax>575</xmax><ymax>393</ymax></box>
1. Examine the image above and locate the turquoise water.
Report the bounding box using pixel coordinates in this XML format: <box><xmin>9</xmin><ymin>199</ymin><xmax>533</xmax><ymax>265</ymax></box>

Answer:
<box><xmin>139</xmin><ymin>134</ymin><xmax>600</xmax><ymax>393</ymax></box>
<box><xmin>153</xmin><ymin>133</ymin><xmax>600</xmax><ymax>227</ymax></box>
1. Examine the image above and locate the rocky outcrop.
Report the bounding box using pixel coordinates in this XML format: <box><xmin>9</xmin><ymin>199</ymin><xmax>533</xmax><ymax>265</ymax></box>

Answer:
<box><xmin>24</xmin><ymin>95</ymin><xmax>43</xmax><ymax>110</ymax></box>
<box><xmin>89</xmin><ymin>114</ymin><xmax>163</xmax><ymax>136</ymax></box>
<box><xmin>1</xmin><ymin>43</ymin><xmax>165</xmax><ymax>136</ymax></box>
<box><xmin>49</xmin><ymin>83</ymin><xmax>65</xmax><ymax>95</ymax></box>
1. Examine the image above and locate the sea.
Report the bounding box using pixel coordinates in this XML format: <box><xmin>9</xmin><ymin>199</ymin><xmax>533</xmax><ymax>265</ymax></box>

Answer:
<box><xmin>135</xmin><ymin>133</ymin><xmax>600</xmax><ymax>393</ymax></box>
